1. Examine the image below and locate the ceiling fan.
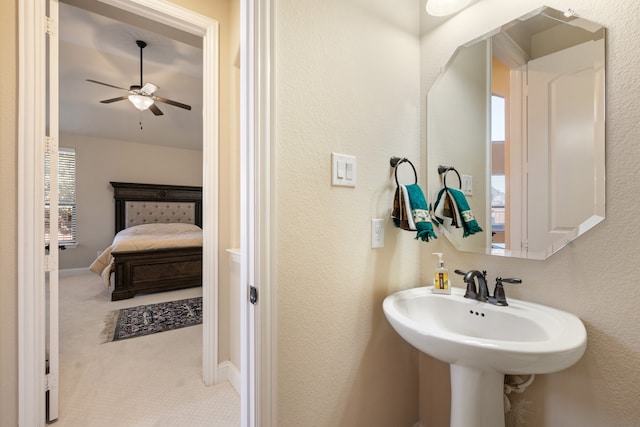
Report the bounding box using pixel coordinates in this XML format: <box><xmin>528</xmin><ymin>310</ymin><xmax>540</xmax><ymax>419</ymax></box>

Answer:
<box><xmin>86</xmin><ymin>40</ymin><xmax>191</xmax><ymax>116</ymax></box>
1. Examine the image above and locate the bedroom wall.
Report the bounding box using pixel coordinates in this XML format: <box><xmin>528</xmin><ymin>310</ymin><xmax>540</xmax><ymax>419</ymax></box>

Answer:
<box><xmin>58</xmin><ymin>133</ymin><xmax>203</xmax><ymax>270</ymax></box>
<box><xmin>171</xmin><ymin>0</ymin><xmax>239</xmax><ymax>368</ymax></box>
<box><xmin>226</xmin><ymin>0</ymin><xmax>241</xmax><ymax>373</ymax></box>
<box><xmin>419</xmin><ymin>1</ymin><xmax>640</xmax><ymax>426</ymax></box>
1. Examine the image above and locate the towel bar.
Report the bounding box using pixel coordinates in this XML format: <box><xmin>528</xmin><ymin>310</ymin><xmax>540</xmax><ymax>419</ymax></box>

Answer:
<box><xmin>438</xmin><ymin>165</ymin><xmax>462</xmax><ymax>189</ymax></box>
<box><xmin>391</xmin><ymin>157</ymin><xmax>417</xmax><ymax>186</ymax></box>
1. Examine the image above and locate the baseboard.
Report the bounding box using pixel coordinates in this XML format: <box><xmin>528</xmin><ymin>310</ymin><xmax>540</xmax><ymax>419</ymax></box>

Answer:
<box><xmin>217</xmin><ymin>360</ymin><xmax>241</xmax><ymax>396</ymax></box>
<box><xmin>59</xmin><ymin>267</ymin><xmax>90</xmax><ymax>277</ymax></box>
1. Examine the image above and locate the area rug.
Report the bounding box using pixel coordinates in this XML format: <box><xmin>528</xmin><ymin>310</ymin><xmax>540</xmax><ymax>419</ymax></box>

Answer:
<box><xmin>102</xmin><ymin>297</ymin><xmax>202</xmax><ymax>342</ymax></box>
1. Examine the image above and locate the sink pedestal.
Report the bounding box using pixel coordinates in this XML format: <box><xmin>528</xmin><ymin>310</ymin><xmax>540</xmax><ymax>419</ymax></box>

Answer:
<box><xmin>450</xmin><ymin>365</ymin><xmax>504</xmax><ymax>427</ymax></box>
<box><xmin>383</xmin><ymin>286</ymin><xmax>587</xmax><ymax>426</ymax></box>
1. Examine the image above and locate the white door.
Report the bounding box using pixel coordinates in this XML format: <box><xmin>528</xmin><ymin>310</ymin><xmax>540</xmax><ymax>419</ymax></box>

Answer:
<box><xmin>526</xmin><ymin>40</ymin><xmax>604</xmax><ymax>257</ymax></box>
<box><xmin>18</xmin><ymin>0</ymin><xmax>60</xmax><ymax>423</ymax></box>
<box><xmin>45</xmin><ymin>1</ymin><xmax>60</xmax><ymax>422</ymax></box>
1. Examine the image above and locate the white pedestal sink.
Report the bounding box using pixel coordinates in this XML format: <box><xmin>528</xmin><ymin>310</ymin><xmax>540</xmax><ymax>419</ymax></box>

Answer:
<box><xmin>383</xmin><ymin>286</ymin><xmax>587</xmax><ymax>427</ymax></box>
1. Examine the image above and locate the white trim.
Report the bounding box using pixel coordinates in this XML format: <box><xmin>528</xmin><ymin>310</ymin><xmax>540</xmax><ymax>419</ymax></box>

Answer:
<box><xmin>95</xmin><ymin>0</ymin><xmax>212</xmax><ymax>36</ymax></box>
<box><xmin>226</xmin><ymin>248</ymin><xmax>241</xmax><ymax>263</ymax></box>
<box><xmin>201</xmin><ymin>18</ymin><xmax>220</xmax><ymax>386</ymax></box>
<box><xmin>18</xmin><ymin>0</ymin><xmax>48</xmax><ymax>424</ymax></box>
<box><xmin>218</xmin><ymin>361</ymin><xmax>241</xmax><ymax>396</ymax></box>
<box><xmin>19</xmin><ymin>1</ymin><xmax>221</xmax><ymax>425</ymax></box>
<box><xmin>239</xmin><ymin>0</ymin><xmax>251</xmax><ymax>421</ymax></box>
<box><xmin>241</xmin><ymin>0</ymin><xmax>274</xmax><ymax>425</ymax></box>
<box><xmin>257</xmin><ymin>0</ymin><xmax>275</xmax><ymax>424</ymax></box>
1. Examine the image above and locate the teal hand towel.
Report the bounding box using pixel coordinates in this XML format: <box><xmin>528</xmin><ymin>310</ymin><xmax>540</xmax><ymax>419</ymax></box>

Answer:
<box><xmin>405</xmin><ymin>184</ymin><xmax>437</xmax><ymax>242</ymax></box>
<box><xmin>446</xmin><ymin>187</ymin><xmax>483</xmax><ymax>237</ymax></box>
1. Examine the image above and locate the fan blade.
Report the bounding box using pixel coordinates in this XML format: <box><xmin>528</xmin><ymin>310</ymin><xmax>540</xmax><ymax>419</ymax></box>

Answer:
<box><xmin>149</xmin><ymin>103</ymin><xmax>164</xmax><ymax>116</ymax></box>
<box><xmin>155</xmin><ymin>96</ymin><xmax>192</xmax><ymax>111</ymax></box>
<box><xmin>86</xmin><ymin>79</ymin><xmax>129</xmax><ymax>91</ymax></box>
<box><xmin>100</xmin><ymin>96</ymin><xmax>128</xmax><ymax>104</ymax></box>
<box><xmin>141</xmin><ymin>83</ymin><xmax>159</xmax><ymax>95</ymax></box>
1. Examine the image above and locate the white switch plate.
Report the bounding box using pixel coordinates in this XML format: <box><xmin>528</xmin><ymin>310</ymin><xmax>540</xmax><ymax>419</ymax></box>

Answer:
<box><xmin>461</xmin><ymin>174</ymin><xmax>473</xmax><ymax>196</ymax></box>
<box><xmin>331</xmin><ymin>153</ymin><xmax>356</xmax><ymax>187</ymax></box>
<box><xmin>372</xmin><ymin>218</ymin><xmax>384</xmax><ymax>248</ymax></box>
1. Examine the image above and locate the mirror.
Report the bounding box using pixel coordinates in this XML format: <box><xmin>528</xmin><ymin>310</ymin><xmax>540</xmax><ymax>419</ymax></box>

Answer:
<box><xmin>427</xmin><ymin>6</ymin><xmax>605</xmax><ymax>260</ymax></box>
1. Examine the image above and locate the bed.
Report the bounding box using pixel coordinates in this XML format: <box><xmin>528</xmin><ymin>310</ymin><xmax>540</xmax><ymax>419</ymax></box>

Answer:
<box><xmin>90</xmin><ymin>182</ymin><xmax>203</xmax><ymax>301</ymax></box>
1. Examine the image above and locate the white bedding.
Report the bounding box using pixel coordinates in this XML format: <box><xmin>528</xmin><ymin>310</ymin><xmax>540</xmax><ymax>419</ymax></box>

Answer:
<box><xmin>89</xmin><ymin>223</ymin><xmax>203</xmax><ymax>287</ymax></box>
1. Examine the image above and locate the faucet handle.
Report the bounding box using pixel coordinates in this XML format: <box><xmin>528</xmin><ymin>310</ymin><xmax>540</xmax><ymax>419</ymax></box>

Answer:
<box><xmin>489</xmin><ymin>277</ymin><xmax>522</xmax><ymax>306</ymax></box>
<box><xmin>454</xmin><ymin>269</ymin><xmax>478</xmax><ymax>300</ymax></box>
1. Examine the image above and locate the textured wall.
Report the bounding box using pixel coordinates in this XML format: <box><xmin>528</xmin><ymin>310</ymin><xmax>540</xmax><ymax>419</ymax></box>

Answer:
<box><xmin>420</xmin><ymin>1</ymin><xmax>640</xmax><ymax>426</ymax></box>
<box><xmin>0</xmin><ymin>0</ymin><xmax>18</xmax><ymax>424</ymax></box>
<box><xmin>274</xmin><ymin>0</ymin><xmax>422</xmax><ymax>425</ymax></box>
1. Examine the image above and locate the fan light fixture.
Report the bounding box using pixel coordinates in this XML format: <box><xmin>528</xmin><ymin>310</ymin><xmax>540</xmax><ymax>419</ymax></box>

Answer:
<box><xmin>128</xmin><ymin>94</ymin><xmax>154</xmax><ymax>111</ymax></box>
<box><xmin>87</xmin><ymin>40</ymin><xmax>191</xmax><ymax>116</ymax></box>
<box><xmin>426</xmin><ymin>0</ymin><xmax>473</xmax><ymax>16</ymax></box>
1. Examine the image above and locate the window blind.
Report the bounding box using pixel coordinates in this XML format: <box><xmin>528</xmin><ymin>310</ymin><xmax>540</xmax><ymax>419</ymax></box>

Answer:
<box><xmin>45</xmin><ymin>147</ymin><xmax>77</xmax><ymax>245</ymax></box>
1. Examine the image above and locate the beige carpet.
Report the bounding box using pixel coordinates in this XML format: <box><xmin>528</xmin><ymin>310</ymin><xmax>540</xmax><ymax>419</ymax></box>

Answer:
<box><xmin>55</xmin><ymin>271</ymin><xmax>240</xmax><ymax>426</ymax></box>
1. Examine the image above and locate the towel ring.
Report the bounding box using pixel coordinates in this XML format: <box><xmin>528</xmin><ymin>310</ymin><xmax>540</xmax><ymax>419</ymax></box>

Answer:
<box><xmin>438</xmin><ymin>165</ymin><xmax>461</xmax><ymax>190</ymax></box>
<box><xmin>392</xmin><ymin>157</ymin><xmax>417</xmax><ymax>187</ymax></box>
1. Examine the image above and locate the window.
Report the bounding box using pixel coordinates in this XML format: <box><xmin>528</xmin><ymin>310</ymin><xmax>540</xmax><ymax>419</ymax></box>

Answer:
<box><xmin>45</xmin><ymin>147</ymin><xmax>77</xmax><ymax>246</ymax></box>
<box><xmin>491</xmin><ymin>95</ymin><xmax>506</xmax><ymax>245</ymax></box>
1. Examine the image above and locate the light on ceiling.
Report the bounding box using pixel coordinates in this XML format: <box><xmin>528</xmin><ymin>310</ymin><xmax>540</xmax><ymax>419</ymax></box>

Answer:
<box><xmin>128</xmin><ymin>94</ymin><xmax>154</xmax><ymax>111</ymax></box>
<box><xmin>426</xmin><ymin>0</ymin><xmax>473</xmax><ymax>16</ymax></box>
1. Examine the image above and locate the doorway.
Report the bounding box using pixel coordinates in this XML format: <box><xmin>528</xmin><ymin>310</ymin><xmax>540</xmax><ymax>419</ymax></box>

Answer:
<box><xmin>18</xmin><ymin>0</ymin><xmax>228</xmax><ymax>424</ymax></box>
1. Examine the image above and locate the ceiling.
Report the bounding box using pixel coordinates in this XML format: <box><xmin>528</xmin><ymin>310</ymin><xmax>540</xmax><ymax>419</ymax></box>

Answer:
<box><xmin>59</xmin><ymin>1</ymin><xmax>204</xmax><ymax>150</ymax></box>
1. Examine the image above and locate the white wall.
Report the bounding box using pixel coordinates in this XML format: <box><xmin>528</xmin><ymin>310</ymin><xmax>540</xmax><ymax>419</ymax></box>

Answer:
<box><xmin>274</xmin><ymin>1</ymin><xmax>422</xmax><ymax>425</ymax></box>
<box><xmin>58</xmin><ymin>133</ymin><xmax>203</xmax><ymax>270</ymax></box>
<box><xmin>427</xmin><ymin>38</ymin><xmax>489</xmax><ymax>253</ymax></box>
<box><xmin>420</xmin><ymin>1</ymin><xmax>640</xmax><ymax>426</ymax></box>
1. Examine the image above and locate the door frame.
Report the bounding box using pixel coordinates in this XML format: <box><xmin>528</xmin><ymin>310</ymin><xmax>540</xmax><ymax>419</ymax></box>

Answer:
<box><xmin>240</xmin><ymin>0</ymin><xmax>274</xmax><ymax>424</ymax></box>
<box><xmin>18</xmin><ymin>0</ymin><xmax>222</xmax><ymax>424</ymax></box>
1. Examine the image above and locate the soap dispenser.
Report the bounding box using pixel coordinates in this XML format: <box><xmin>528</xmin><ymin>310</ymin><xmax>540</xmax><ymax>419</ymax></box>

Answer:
<box><xmin>432</xmin><ymin>252</ymin><xmax>451</xmax><ymax>294</ymax></box>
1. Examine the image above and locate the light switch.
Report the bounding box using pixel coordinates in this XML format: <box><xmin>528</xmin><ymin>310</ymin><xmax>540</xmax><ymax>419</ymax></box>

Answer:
<box><xmin>337</xmin><ymin>161</ymin><xmax>346</xmax><ymax>178</ymax></box>
<box><xmin>331</xmin><ymin>153</ymin><xmax>356</xmax><ymax>187</ymax></box>
<box><xmin>345</xmin><ymin>162</ymin><xmax>353</xmax><ymax>180</ymax></box>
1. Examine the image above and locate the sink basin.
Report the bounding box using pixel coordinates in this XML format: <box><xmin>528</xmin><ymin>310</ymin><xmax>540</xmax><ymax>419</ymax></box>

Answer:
<box><xmin>383</xmin><ymin>286</ymin><xmax>587</xmax><ymax>427</ymax></box>
<box><xmin>383</xmin><ymin>286</ymin><xmax>586</xmax><ymax>374</ymax></box>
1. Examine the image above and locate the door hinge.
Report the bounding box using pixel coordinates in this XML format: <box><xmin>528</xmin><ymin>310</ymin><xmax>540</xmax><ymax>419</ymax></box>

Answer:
<box><xmin>44</xmin><ymin>373</ymin><xmax>57</xmax><ymax>392</ymax></box>
<box><xmin>249</xmin><ymin>285</ymin><xmax>258</xmax><ymax>305</ymax></box>
<box><xmin>45</xmin><ymin>136</ymin><xmax>58</xmax><ymax>153</ymax></box>
<box><xmin>45</xmin><ymin>16</ymin><xmax>57</xmax><ymax>36</ymax></box>
<box><xmin>44</xmin><ymin>253</ymin><xmax>58</xmax><ymax>272</ymax></box>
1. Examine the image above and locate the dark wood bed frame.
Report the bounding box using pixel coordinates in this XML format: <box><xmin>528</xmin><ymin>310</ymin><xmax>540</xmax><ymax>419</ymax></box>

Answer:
<box><xmin>109</xmin><ymin>182</ymin><xmax>203</xmax><ymax>301</ymax></box>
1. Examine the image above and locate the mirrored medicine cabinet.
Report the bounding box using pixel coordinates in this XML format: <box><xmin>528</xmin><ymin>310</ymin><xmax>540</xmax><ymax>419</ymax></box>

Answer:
<box><xmin>426</xmin><ymin>6</ymin><xmax>606</xmax><ymax>260</ymax></box>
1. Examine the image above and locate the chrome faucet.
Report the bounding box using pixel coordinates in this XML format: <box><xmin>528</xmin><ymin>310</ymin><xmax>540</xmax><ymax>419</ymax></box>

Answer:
<box><xmin>454</xmin><ymin>270</ymin><xmax>522</xmax><ymax>305</ymax></box>
<box><xmin>455</xmin><ymin>269</ymin><xmax>489</xmax><ymax>302</ymax></box>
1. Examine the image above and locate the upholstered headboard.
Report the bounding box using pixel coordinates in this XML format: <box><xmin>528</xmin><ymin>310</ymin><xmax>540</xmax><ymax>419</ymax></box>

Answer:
<box><xmin>110</xmin><ymin>182</ymin><xmax>203</xmax><ymax>234</ymax></box>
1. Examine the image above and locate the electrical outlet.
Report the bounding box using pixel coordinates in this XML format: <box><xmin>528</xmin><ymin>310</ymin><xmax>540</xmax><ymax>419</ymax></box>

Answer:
<box><xmin>461</xmin><ymin>174</ymin><xmax>473</xmax><ymax>196</ymax></box>
<box><xmin>372</xmin><ymin>219</ymin><xmax>384</xmax><ymax>248</ymax></box>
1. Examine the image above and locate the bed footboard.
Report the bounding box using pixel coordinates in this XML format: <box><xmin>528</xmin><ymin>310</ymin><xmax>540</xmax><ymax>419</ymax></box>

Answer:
<box><xmin>111</xmin><ymin>246</ymin><xmax>203</xmax><ymax>301</ymax></box>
